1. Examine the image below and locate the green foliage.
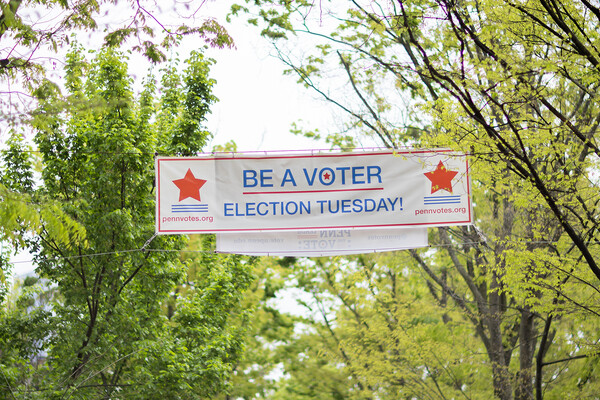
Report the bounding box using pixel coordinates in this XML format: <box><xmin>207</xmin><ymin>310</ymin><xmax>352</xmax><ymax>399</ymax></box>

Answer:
<box><xmin>231</xmin><ymin>1</ymin><xmax>600</xmax><ymax>399</ymax></box>
<box><xmin>0</xmin><ymin>0</ymin><xmax>234</xmax><ymax>88</ymax></box>
<box><xmin>154</xmin><ymin>51</ymin><xmax>218</xmax><ymax>156</ymax></box>
<box><xmin>211</xmin><ymin>256</ymin><xmax>298</xmax><ymax>400</ymax></box>
<box><xmin>0</xmin><ymin>44</ymin><xmax>253</xmax><ymax>399</ymax></box>
<box><xmin>1</xmin><ymin>132</ymin><xmax>34</xmax><ymax>192</ymax></box>
<box><xmin>213</xmin><ymin>139</ymin><xmax>238</xmax><ymax>153</ymax></box>
<box><xmin>0</xmin><ymin>276</ymin><xmax>54</xmax><ymax>397</ymax></box>
<box><xmin>0</xmin><ymin>134</ymin><xmax>86</xmax><ymax>303</ymax></box>
<box><xmin>170</xmin><ymin>51</ymin><xmax>218</xmax><ymax>155</ymax></box>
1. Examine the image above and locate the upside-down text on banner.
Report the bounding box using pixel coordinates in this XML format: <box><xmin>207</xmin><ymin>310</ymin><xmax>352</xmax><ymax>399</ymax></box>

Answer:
<box><xmin>216</xmin><ymin>227</ymin><xmax>428</xmax><ymax>256</ymax></box>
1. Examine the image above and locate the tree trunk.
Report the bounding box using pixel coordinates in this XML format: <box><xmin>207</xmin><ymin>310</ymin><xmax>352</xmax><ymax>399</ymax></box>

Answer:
<box><xmin>487</xmin><ymin>311</ymin><xmax>513</xmax><ymax>400</ymax></box>
<box><xmin>488</xmin><ymin>273</ymin><xmax>513</xmax><ymax>400</ymax></box>
<box><xmin>515</xmin><ymin>307</ymin><xmax>536</xmax><ymax>400</ymax></box>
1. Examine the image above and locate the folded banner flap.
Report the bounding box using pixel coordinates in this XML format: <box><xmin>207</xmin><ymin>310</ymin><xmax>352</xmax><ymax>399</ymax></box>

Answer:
<box><xmin>216</xmin><ymin>228</ymin><xmax>428</xmax><ymax>256</ymax></box>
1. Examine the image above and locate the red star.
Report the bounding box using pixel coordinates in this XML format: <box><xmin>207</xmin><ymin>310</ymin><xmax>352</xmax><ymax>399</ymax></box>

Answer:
<box><xmin>323</xmin><ymin>172</ymin><xmax>331</xmax><ymax>180</ymax></box>
<box><xmin>172</xmin><ymin>169</ymin><xmax>207</xmax><ymax>202</ymax></box>
<box><xmin>424</xmin><ymin>161</ymin><xmax>458</xmax><ymax>194</ymax></box>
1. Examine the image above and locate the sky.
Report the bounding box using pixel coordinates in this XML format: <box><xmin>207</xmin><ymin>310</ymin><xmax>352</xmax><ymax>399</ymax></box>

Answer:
<box><xmin>203</xmin><ymin>28</ymin><xmax>333</xmax><ymax>152</ymax></box>
<box><xmin>183</xmin><ymin>2</ymin><xmax>335</xmax><ymax>152</ymax></box>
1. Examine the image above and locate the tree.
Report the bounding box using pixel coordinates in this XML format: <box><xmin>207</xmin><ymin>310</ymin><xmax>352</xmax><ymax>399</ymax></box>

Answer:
<box><xmin>234</xmin><ymin>0</ymin><xmax>600</xmax><ymax>285</ymax></box>
<box><xmin>0</xmin><ymin>44</ymin><xmax>255</xmax><ymax>399</ymax></box>
<box><xmin>0</xmin><ymin>0</ymin><xmax>234</xmax><ymax>307</ymax></box>
<box><xmin>0</xmin><ymin>0</ymin><xmax>233</xmax><ymax>116</ymax></box>
<box><xmin>0</xmin><ymin>275</ymin><xmax>56</xmax><ymax>398</ymax></box>
<box><xmin>210</xmin><ymin>255</ymin><xmax>297</xmax><ymax>400</ymax></box>
<box><xmin>0</xmin><ymin>133</ymin><xmax>85</xmax><ymax>303</ymax></box>
<box><xmin>229</xmin><ymin>245</ymin><xmax>600</xmax><ymax>399</ymax></box>
<box><xmin>270</xmin><ymin>253</ymin><xmax>493</xmax><ymax>400</ymax></box>
<box><xmin>230</xmin><ymin>1</ymin><xmax>600</xmax><ymax>399</ymax></box>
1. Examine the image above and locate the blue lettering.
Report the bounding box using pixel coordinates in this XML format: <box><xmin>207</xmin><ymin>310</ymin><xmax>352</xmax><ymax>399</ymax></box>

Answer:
<box><xmin>367</xmin><ymin>166</ymin><xmax>382</xmax><ymax>184</ymax></box>
<box><xmin>352</xmin><ymin>199</ymin><xmax>363</xmax><ymax>212</ymax></box>
<box><xmin>235</xmin><ymin>203</ymin><xmax>244</xmax><ymax>216</ymax></box>
<box><xmin>257</xmin><ymin>202</ymin><xmax>269</xmax><ymax>216</ymax></box>
<box><xmin>387</xmin><ymin>197</ymin><xmax>398</xmax><ymax>210</ymax></box>
<box><xmin>246</xmin><ymin>202</ymin><xmax>256</xmax><ymax>216</ymax></box>
<box><xmin>377</xmin><ymin>198</ymin><xmax>389</xmax><ymax>212</ymax></box>
<box><xmin>243</xmin><ymin>170</ymin><xmax>258</xmax><ymax>187</ymax></box>
<box><xmin>365</xmin><ymin>198</ymin><xmax>376</xmax><ymax>212</ymax></box>
<box><xmin>281</xmin><ymin>169</ymin><xmax>297</xmax><ymax>187</ymax></box>
<box><xmin>285</xmin><ymin>201</ymin><xmax>298</xmax><ymax>215</ymax></box>
<box><xmin>224</xmin><ymin>203</ymin><xmax>234</xmax><ymax>216</ymax></box>
<box><xmin>328</xmin><ymin>200</ymin><xmax>340</xmax><ymax>214</ymax></box>
<box><xmin>260</xmin><ymin>169</ymin><xmax>274</xmax><ymax>187</ymax></box>
<box><xmin>299</xmin><ymin>201</ymin><xmax>311</xmax><ymax>214</ymax></box>
<box><xmin>336</xmin><ymin>167</ymin><xmax>350</xmax><ymax>184</ymax></box>
<box><xmin>352</xmin><ymin>166</ymin><xmax>365</xmax><ymax>184</ymax></box>
<box><xmin>317</xmin><ymin>199</ymin><xmax>327</xmax><ymax>213</ymax></box>
<box><xmin>341</xmin><ymin>199</ymin><xmax>351</xmax><ymax>213</ymax></box>
<box><xmin>303</xmin><ymin>168</ymin><xmax>318</xmax><ymax>185</ymax></box>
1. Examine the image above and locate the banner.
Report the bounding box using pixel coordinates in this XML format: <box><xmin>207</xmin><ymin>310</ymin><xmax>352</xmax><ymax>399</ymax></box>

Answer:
<box><xmin>216</xmin><ymin>228</ymin><xmax>428</xmax><ymax>256</ymax></box>
<box><xmin>156</xmin><ymin>150</ymin><xmax>472</xmax><ymax>234</ymax></box>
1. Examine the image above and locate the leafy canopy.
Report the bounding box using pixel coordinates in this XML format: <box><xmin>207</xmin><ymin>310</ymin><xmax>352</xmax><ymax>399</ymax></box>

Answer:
<box><xmin>0</xmin><ymin>44</ymin><xmax>255</xmax><ymax>399</ymax></box>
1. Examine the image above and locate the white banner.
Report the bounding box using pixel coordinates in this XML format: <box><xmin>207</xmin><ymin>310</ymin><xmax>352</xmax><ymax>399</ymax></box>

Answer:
<box><xmin>156</xmin><ymin>150</ymin><xmax>472</xmax><ymax>234</ymax></box>
<box><xmin>216</xmin><ymin>228</ymin><xmax>428</xmax><ymax>256</ymax></box>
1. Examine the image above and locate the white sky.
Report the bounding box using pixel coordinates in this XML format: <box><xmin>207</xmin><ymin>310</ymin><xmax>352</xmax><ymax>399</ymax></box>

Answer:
<box><xmin>183</xmin><ymin>1</ymin><xmax>334</xmax><ymax>152</ymax></box>
<box><xmin>203</xmin><ymin>26</ymin><xmax>333</xmax><ymax>152</ymax></box>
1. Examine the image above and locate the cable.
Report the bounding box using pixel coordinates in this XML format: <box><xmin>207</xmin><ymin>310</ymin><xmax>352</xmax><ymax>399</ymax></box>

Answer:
<box><xmin>8</xmin><ymin>248</ymin><xmax>210</xmax><ymax>265</ymax></box>
<box><xmin>9</xmin><ymin>238</ymin><xmax>600</xmax><ymax>266</ymax></box>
